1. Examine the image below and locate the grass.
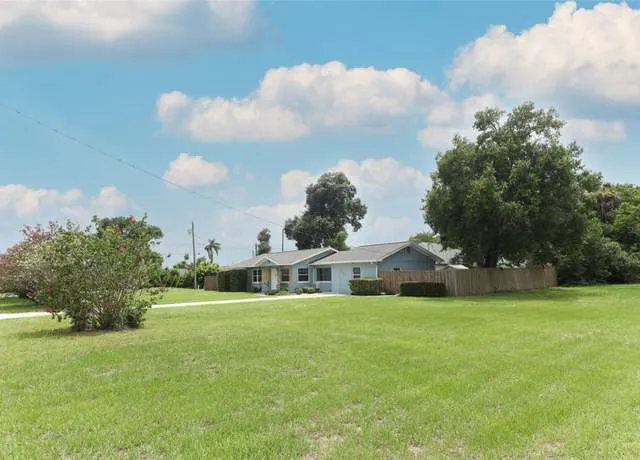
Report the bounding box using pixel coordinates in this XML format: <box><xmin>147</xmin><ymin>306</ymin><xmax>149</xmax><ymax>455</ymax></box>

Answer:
<box><xmin>0</xmin><ymin>294</ymin><xmax>42</xmax><ymax>314</ymax></box>
<box><xmin>0</xmin><ymin>288</ymin><xmax>257</xmax><ymax>314</ymax></box>
<box><xmin>2</xmin><ymin>285</ymin><xmax>640</xmax><ymax>458</ymax></box>
<box><xmin>153</xmin><ymin>287</ymin><xmax>257</xmax><ymax>304</ymax></box>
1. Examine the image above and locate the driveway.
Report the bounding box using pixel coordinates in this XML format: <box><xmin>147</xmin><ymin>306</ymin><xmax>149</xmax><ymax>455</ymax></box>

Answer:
<box><xmin>0</xmin><ymin>293</ymin><xmax>343</xmax><ymax>321</ymax></box>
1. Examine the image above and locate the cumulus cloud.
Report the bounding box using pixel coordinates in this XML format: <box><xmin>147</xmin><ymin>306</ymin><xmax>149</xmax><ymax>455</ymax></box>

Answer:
<box><xmin>418</xmin><ymin>93</ymin><xmax>502</xmax><ymax>150</ymax></box>
<box><xmin>449</xmin><ymin>2</ymin><xmax>640</xmax><ymax>104</ymax></box>
<box><xmin>348</xmin><ymin>215</ymin><xmax>414</xmax><ymax>247</ymax></box>
<box><xmin>279</xmin><ymin>157</ymin><xmax>431</xmax><ymax>202</ymax></box>
<box><xmin>280</xmin><ymin>170</ymin><xmax>316</xmax><ymax>200</ymax></box>
<box><xmin>62</xmin><ymin>185</ymin><xmax>130</xmax><ymax>220</ymax></box>
<box><xmin>163</xmin><ymin>153</ymin><xmax>228</xmax><ymax>188</ymax></box>
<box><xmin>157</xmin><ymin>61</ymin><xmax>445</xmax><ymax>142</ymax></box>
<box><xmin>0</xmin><ymin>0</ymin><xmax>258</xmax><ymax>62</ymax></box>
<box><xmin>0</xmin><ymin>184</ymin><xmax>82</xmax><ymax>217</ymax></box>
<box><xmin>330</xmin><ymin>157</ymin><xmax>431</xmax><ymax>198</ymax></box>
<box><xmin>565</xmin><ymin>119</ymin><xmax>627</xmax><ymax>142</ymax></box>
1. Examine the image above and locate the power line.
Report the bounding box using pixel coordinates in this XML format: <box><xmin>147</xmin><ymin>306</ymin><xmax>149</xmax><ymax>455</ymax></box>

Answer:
<box><xmin>0</xmin><ymin>103</ymin><xmax>283</xmax><ymax>229</ymax></box>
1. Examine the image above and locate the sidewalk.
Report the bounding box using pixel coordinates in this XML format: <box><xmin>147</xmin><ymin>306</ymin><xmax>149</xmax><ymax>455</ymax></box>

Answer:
<box><xmin>0</xmin><ymin>293</ymin><xmax>342</xmax><ymax>321</ymax></box>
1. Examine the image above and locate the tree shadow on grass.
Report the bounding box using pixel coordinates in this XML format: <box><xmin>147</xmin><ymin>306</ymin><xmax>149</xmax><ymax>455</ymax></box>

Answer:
<box><xmin>15</xmin><ymin>327</ymin><xmax>130</xmax><ymax>340</ymax></box>
<box><xmin>450</xmin><ymin>287</ymin><xmax>605</xmax><ymax>303</ymax></box>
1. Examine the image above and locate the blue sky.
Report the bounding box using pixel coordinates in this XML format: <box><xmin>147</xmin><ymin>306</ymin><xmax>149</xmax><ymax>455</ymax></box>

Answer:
<box><xmin>1</xmin><ymin>1</ymin><xmax>638</xmax><ymax>265</ymax></box>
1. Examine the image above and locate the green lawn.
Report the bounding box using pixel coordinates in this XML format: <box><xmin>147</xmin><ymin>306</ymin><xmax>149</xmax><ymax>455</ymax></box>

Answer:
<box><xmin>154</xmin><ymin>287</ymin><xmax>257</xmax><ymax>304</ymax></box>
<box><xmin>0</xmin><ymin>294</ymin><xmax>42</xmax><ymax>314</ymax></box>
<box><xmin>2</xmin><ymin>285</ymin><xmax>640</xmax><ymax>458</ymax></box>
<box><xmin>0</xmin><ymin>288</ymin><xmax>257</xmax><ymax>314</ymax></box>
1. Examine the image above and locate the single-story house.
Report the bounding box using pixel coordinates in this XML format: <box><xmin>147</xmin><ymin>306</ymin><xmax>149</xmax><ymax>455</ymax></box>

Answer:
<box><xmin>225</xmin><ymin>247</ymin><xmax>338</xmax><ymax>293</ymax></box>
<box><xmin>310</xmin><ymin>241</ymin><xmax>445</xmax><ymax>294</ymax></box>
<box><xmin>419</xmin><ymin>243</ymin><xmax>465</xmax><ymax>270</ymax></box>
<box><xmin>226</xmin><ymin>241</ymin><xmax>465</xmax><ymax>294</ymax></box>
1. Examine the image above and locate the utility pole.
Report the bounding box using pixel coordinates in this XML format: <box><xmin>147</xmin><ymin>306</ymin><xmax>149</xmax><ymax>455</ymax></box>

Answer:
<box><xmin>281</xmin><ymin>228</ymin><xmax>284</xmax><ymax>252</ymax></box>
<box><xmin>191</xmin><ymin>221</ymin><xmax>197</xmax><ymax>289</ymax></box>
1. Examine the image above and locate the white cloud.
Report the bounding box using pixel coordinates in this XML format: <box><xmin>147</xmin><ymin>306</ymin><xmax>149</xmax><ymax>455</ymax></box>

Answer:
<box><xmin>330</xmin><ymin>157</ymin><xmax>431</xmax><ymax>198</ymax></box>
<box><xmin>157</xmin><ymin>61</ymin><xmax>445</xmax><ymax>142</ymax></box>
<box><xmin>279</xmin><ymin>157</ymin><xmax>431</xmax><ymax>203</ymax></box>
<box><xmin>163</xmin><ymin>153</ymin><xmax>228</xmax><ymax>188</ymax></box>
<box><xmin>91</xmin><ymin>185</ymin><xmax>128</xmax><ymax>211</ymax></box>
<box><xmin>450</xmin><ymin>2</ymin><xmax>640</xmax><ymax>104</ymax></box>
<box><xmin>565</xmin><ymin>119</ymin><xmax>627</xmax><ymax>142</ymax></box>
<box><xmin>347</xmin><ymin>215</ymin><xmax>414</xmax><ymax>247</ymax></box>
<box><xmin>0</xmin><ymin>0</ymin><xmax>258</xmax><ymax>62</ymax></box>
<box><xmin>0</xmin><ymin>184</ymin><xmax>81</xmax><ymax>217</ymax></box>
<box><xmin>418</xmin><ymin>93</ymin><xmax>502</xmax><ymax>150</ymax></box>
<box><xmin>62</xmin><ymin>185</ymin><xmax>130</xmax><ymax>220</ymax></box>
<box><xmin>280</xmin><ymin>170</ymin><xmax>315</xmax><ymax>199</ymax></box>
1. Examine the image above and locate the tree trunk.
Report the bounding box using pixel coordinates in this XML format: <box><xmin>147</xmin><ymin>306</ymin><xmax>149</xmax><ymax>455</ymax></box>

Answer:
<box><xmin>483</xmin><ymin>252</ymin><xmax>499</xmax><ymax>268</ymax></box>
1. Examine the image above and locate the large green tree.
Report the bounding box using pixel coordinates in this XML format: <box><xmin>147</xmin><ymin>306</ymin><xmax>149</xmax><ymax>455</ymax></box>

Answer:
<box><xmin>423</xmin><ymin>102</ymin><xmax>589</xmax><ymax>268</ymax></box>
<box><xmin>409</xmin><ymin>231</ymin><xmax>440</xmax><ymax>244</ymax></box>
<box><xmin>285</xmin><ymin>172</ymin><xmax>366</xmax><ymax>249</ymax></box>
<box><xmin>256</xmin><ymin>228</ymin><xmax>271</xmax><ymax>255</ymax></box>
<box><xmin>556</xmin><ymin>181</ymin><xmax>640</xmax><ymax>284</ymax></box>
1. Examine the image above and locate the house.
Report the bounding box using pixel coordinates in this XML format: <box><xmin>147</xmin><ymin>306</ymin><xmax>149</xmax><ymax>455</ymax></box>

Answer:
<box><xmin>419</xmin><ymin>243</ymin><xmax>465</xmax><ymax>270</ymax></box>
<box><xmin>226</xmin><ymin>241</ymin><xmax>461</xmax><ymax>294</ymax></box>
<box><xmin>310</xmin><ymin>241</ymin><xmax>445</xmax><ymax>294</ymax></box>
<box><xmin>225</xmin><ymin>247</ymin><xmax>338</xmax><ymax>293</ymax></box>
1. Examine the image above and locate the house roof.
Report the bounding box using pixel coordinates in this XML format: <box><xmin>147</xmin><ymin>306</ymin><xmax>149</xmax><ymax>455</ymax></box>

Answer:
<box><xmin>419</xmin><ymin>243</ymin><xmax>462</xmax><ymax>265</ymax></box>
<box><xmin>311</xmin><ymin>241</ymin><xmax>444</xmax><ymax>265</ymax></box>
<box><xmin>225</xmin><ymin>247</ymin><xmax>338</xmax><ymax>269</ymax></box>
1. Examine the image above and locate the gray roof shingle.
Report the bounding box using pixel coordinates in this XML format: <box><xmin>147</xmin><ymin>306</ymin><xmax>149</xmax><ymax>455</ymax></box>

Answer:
<box><xmin>225</xmin><ymin>247</ymin><xmax>337</xmax><ymax>269</ymax></box>
<box><xmin>419</xmin><ymin>243</ymin><xmax>462</xmax><ymax>264</ymax></box>
<box><xmin>311</xmin><ymin>241</ymin><xmax>444</xmax><ymax>265</ymax></box>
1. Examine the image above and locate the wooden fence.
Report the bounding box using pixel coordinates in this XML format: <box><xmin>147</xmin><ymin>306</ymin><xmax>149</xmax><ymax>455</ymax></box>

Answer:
<box><xmin>203</xmin><ymin>275</ymin><xmax>218</xmax><ymax>291</ymax></box>
<box><xmin>380</xmin><ymin>266</ymin><xmax>557</xmax><ymax>297</ymax></box>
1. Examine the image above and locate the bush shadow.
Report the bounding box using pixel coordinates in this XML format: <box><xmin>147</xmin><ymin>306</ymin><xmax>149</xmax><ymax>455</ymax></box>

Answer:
<box><xmin>14</xmin><ymin>327</ymin><xmax>128</xmax><ymax>340</ymax></box>
<box><xmin>449</xmin><ymin>287</ymin><xmax>602</xmax><ymax>303</ymax></box>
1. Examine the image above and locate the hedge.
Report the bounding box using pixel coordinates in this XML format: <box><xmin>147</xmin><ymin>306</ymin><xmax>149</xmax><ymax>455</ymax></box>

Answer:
<box><xmin>349</xmin><ymin>278</ymin><xmax>382</xmax><ymax>296</ymax></box>
<box><xmin>218</xmin><ymin>269</ymin><xmax>248</xmax><ymax>292</ymax></box>
<box><xmin>400</xmin><ymin>281</ymin><xmax>447</xmax><ymax>297</ymax></box>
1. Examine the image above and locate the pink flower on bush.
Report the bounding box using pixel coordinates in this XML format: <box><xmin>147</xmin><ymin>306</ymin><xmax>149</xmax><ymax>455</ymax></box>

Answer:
<box><xmin>128</xmin><ymin>216</ymin><xmax>136</xmax><ymax>223</ymax></box>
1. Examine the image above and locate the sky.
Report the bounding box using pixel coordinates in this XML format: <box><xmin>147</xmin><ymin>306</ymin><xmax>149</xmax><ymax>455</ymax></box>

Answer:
<box><xmin>1</xmin><ymin>0</ymin><xmax>639</xmax><ymax>266</ymax></box>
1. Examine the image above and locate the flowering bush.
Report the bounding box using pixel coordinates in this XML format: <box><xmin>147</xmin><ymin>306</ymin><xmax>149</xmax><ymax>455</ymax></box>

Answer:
<box><xmin>8</xmin><ymin>216</ymin><xmax>163</xmax><ymax>331</ymax></box>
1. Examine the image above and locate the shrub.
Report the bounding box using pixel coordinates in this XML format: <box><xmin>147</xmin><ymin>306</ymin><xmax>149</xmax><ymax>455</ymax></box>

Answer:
<box><xmin>400</xmin><ymin>282</ymin><xmax>447</xmax><ymax>297</ymax></box>
<box><xmin>349</xmin><ymin>278</ymin><xmax>382</xmax><ymax>296</ymax></box>
<box><xmin>218</xmin><ymin>269</ymin><xmax>248</xmax><ymax>292</ymax></box>
<box><xmin>295</xmin><ymin>288</ymin><xmax>303</xmax><ymax>295</ymax></box>
<box><xmin>267</xmin><ymin>289</ymin><xmax>288</xmax><ymax>296</ymax></box>
<box><xmin>23</xmin><ymin>217</ymin><xmax>163</xmax><ymax>331</ymax></box>
<box><xmin>302</xmin><ymin>287</ymin><xmax>317</xmax><ymax>294</ymax></box>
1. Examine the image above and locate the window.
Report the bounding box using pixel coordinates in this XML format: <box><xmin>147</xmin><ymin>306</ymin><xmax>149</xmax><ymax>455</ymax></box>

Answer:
<box><xmin>281</xmin><ymin>268</ymin><xmax>290</xmax><ymax>282</ymax></box>
<box><xmin>406</xmin><ymin>247</ymin><xmax>411</xmax><ymax>254</ymax></box>
<box><xmin>252</xmin><ymin>268</ymin><xmax>262</xmax><ymax>283</ymax></box>
<box><xmin>298</xmin><ymin>267</ymin><xmax>309</xmax><ymax>282</ymax></box>
<box><xmin>316</xmin><ymin>267</ymin><xmax>332</xmax><ymax>282</ymax></box>
<box><xmin>352</xmin><ymin>267</ymin><xmax>361</xmax><ymax>279</ymax></box>
<box><xmin>393</xmin><ymin>267</ymin><xmax>401</xmax><ymax>271</ymax></box>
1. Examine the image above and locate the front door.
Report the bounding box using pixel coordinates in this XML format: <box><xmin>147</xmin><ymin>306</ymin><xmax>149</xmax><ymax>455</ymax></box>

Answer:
<box><xmin>271</xmin><ymin>268</ymin><xmax>279</xmax><ymax>291</ymax></box>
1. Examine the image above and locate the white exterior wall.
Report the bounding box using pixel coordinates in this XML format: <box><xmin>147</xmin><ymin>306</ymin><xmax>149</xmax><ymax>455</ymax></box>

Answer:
<box><xmin>330</xmin><ymin>263</ymin><xmax>378</xmax><ymax>294</ymax></box>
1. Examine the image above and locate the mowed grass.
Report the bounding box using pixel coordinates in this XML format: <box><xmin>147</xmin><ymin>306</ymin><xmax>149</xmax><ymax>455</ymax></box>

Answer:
<box><xmin>0</xmin><ymin>288</ymin><xmax>257</xmax><ymax>314</ymax></box>
<box><xmin>0</xmin><ymin>294</ymin><xmax>42</xmax><ymax>314</ymax></box>
<box><xmin>2</xmin><ymin>286</ymin><xmax>640</xmax><ymax>458</ymax></box>
<box><xmin>154</xmin><ymin>287</ymin><xmax>257</xmax><ymax>304</ymax></box>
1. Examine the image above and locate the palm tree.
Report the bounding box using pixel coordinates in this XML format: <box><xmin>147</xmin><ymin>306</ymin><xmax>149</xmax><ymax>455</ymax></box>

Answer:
<box><xmin>204</xmin><ymin>239</ymin><xmax>221</xmax><ymax>262</ymax></box>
